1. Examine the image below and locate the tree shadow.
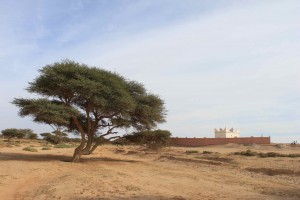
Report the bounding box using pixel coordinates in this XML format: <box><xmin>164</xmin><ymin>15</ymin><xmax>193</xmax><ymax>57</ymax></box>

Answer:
<box><xmin>0</xmin><ymin>152</ymin><xmax>71</xmax><ymax>162</ymax></box>
<box><xmin>0</xmin><ymin>152</ymin><xmax>140</xmax><ymax>163</ymax></box>
<box><xmin>82</xmin><ymin>156</ymin><xmax>139</xmax><ymax>163</ymax></box>
<box><xmin>76</xmin><ymin>195</ymin><xmax>186</xmax><ymax>200</ymax></box>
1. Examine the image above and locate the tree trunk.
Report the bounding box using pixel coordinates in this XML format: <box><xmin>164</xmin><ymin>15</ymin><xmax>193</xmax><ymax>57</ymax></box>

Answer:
<box><xmin>71</xmin><ymin>146</ymin><xmax>83</xmax><ymax>163</ymax></box>
<box><xmin>82</xmin><ymin>136</ymin><xmax>93</xmax><ymax>155</ymax></box>
<box><xmin>71</xmin><ymin>116</ymin><xmax>86</xmax><ymax>163</ymax></box>
<box><xmin>72</xmin><ymin>138</ymin><xmax>86</xmax><ymax>163</ymax></box>
<box><xmin>89</xmin><ymin>142</ymin><xmax>100</xmax><ymax>154</ymax></box>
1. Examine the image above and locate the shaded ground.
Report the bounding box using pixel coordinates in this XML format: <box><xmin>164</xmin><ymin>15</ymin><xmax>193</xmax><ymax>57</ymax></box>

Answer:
<box><xmin>0</xmin><ymin>140</ymin><xmax>300</xmax><ymax>200</ymax></box>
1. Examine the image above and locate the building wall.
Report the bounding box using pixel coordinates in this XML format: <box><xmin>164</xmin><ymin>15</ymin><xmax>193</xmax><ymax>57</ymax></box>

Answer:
<box><xmin>170</xmin><ymin>137</ymin><xmax>270</xmax><ymax>147</ymax></box>
<box><xmin>215</xmin><ymin>132</ymin><xmax>240</xmax><ymax>138</ymax></box>
<box><xmin>215</xmin><ymin>132</ymin><xmax>226</xmax><ymax>138</ymax></box>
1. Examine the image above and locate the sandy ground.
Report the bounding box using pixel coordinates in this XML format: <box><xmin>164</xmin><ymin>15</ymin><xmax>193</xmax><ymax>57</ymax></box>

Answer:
<box><xmin>0</xmin><ymin>140</ymin><xmax>300</xmax><ymax>200</ymax></box>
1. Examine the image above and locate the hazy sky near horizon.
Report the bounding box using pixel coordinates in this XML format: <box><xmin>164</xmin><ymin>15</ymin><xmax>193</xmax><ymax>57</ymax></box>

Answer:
<box><xmin>0</xmin><ymin>0</ymin><xmax>299</xmax><ymax>143</ymax></box>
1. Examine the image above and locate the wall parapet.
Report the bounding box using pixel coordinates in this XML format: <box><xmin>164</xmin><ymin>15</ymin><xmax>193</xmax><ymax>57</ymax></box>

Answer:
<box><xmin>170</xmin><ymin>137</ymin><xmax>270</xmax><ymax>147</ymax></box>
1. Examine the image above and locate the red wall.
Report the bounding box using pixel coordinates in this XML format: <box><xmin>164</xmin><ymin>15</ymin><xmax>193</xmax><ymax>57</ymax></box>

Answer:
<box><xmin>170</xmin><ymin>137</ymin><xmax>270</xmax><ymax>147</ymax></box>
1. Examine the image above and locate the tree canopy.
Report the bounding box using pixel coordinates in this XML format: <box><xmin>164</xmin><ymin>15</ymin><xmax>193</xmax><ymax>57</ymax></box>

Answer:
<box><xmin>13</xmin><ymin>60</ymin><xmax>166</xmax><ymax>162</ymax></box>
<box><xmin>124</xmin><ymin>130</ymin><xmax>171</xmax><ymax>149</ymax></box>
<box><xmin>1</xmin><ymin>128</ymin><xmax>37</xmax><ymax>141</ymax></box>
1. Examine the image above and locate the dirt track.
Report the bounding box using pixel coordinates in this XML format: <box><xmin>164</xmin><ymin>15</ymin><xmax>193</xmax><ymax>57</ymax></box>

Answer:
<box><xmin>0</xmin><ymin>141</ymin><xmax>300</xmax><ymax>200</ymax></box>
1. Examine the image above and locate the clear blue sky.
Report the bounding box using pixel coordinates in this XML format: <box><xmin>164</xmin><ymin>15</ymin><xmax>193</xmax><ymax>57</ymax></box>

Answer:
<box><xmin>0</xmin><ymin>0</ymin><xmax>299</xmax><ymax>143</ymax></box>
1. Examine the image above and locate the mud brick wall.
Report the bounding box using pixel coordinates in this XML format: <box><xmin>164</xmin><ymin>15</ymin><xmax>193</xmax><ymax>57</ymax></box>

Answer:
<box><xmin>170</xmin><ymin>137</ymin><xmax>271</xmax><ymax>147</ymax></box>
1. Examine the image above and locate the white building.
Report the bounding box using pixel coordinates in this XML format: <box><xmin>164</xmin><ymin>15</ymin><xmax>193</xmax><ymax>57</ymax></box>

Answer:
<box><xmin>214</xmin><ymin>127</ymin><xmax>240</xmax><ymax>138</ymax></box>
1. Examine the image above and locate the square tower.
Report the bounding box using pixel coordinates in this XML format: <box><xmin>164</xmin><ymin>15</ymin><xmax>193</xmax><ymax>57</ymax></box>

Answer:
<box><xmin>214</xmin><ymin>127</ymin><xmax>240</xmax><ymax>138</ymax></box>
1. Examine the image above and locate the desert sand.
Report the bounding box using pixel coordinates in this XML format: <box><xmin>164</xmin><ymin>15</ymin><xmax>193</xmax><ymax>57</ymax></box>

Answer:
<box><xmin>0</xmin><ymin>140</ymin><xmax>300</xmax><ymax>200</ymax></box>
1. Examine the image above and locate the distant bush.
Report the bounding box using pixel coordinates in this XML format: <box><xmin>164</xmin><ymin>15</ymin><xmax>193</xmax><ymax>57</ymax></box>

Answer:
<box><xmin>203</xmin><ymin>151</ymin><xmax>213</xmax><ymax>154</ymax></box>
<box><xmin>54</xmin><ymin>143</ymin><xmax>77</xmax><ymax>148</ymax></box>
<box><xmin>275</xmin><ymin>144</ymin><xmax>284</xmax><ymax>149</ymax></box>
<box><xmin>186</xmin><ymin>150</ymin><xmax>199</xmax><ymax>154</ymax></box>
<box><xmin>234</xmin><ymin>150</ymin><xmax>300</xmax><ymax>158</ymax></box>
<box><xmin>123</xmin><ymin>130</ymin><xmax>171</xmax><ymax>149</ymax></box>
<box><xmin>23</xmin><ymin>147</ymin><xmax>38</xmax><ymax>152</ymax></box>
<box><xmin>41</xmin><ymin>146</ymin><xmax>51</xmax><ymax>150</ymax></box>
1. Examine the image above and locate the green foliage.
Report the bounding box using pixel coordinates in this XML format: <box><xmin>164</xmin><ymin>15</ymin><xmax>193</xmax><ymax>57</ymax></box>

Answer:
<box><xmin>13</xmin><ymin>60</ymin><xmax>165</xmax><ymax>130</ymax></box>
<box><xmin>28</xmin><ymin>133</ymin><xmax>38</xmax><ymax>140</ymax></box>
<box><xmin>2</xmin><ymin>129</ymin><xmax>24</xmax><ymax>139</ymax></box>
<box><xmin>23</xmin><ymin>147</ymin><xmax>38</xmax><ymax>152</ymax></box>
<box><xmin>12</xmin><ymin>99</ymin><xmax>79</xmax><ymax>127</ymax></box>
<box><xmin>124</xmin><ymin>130</ymin><xmax>171</xmax><ymax>149</ymax></box>
<box><xmin>40</xmin><ymin>133</ymin><xmax>60</xmax><ymax>144</ymax></box>
<box><xmin>1</xmin><ymin>128</ymin><xmax>37</xmax><ymax>140</ymax></box>
<box><xmin>40</xmin><ymin>130</ymin><xmax>70</xmax><ymax>144</ymax></box>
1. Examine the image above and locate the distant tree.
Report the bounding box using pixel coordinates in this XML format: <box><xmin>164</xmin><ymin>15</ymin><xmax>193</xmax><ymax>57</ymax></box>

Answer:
<box><xmin>124</xmin><ymin>130</ymin><xmax>171</xmax><ymax>149</ymax></box>
<box><xmin>20</xmin><ymin>129</ymin><xmax>36</xmax><ymax>139</ymax></box>
<box><xmin>13</xmin><ymin>60</ymin><xmax>166</xmax><ymax>162</ymax></box>
<box><xmin>40</xmin><ymin>132</ymin><xmax>60</xmax><ymax>144</ymax></box>
<box><xmin>28</xmin><ymin>133</ymin><xmax>38</xmax><ymax>140</ymax></box>
<box><xmin>1</xmin><ymin>128</ymin><xmax>36</xmax><ymax>141</ymax></box>
<box><xmin>2</xmin><ymin>129</ymin><xmax>22</xmax><ymax>141</ymax></box>
<box><xmin>40</xmin><ymin>130</ymin><xmax>69</xmax><ymax>144</ymax></box>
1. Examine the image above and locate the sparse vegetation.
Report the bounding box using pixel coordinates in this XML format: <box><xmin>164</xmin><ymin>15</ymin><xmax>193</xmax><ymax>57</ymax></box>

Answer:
<box><xmin>274</xmin><ymin>144</ymin><xmax>284</xmax><ymax>149</ymax></box>
<box><xmin>23</xmin><ymin>147</ymin><xmax>38</xmax><ymax>152</ymax></box>
<box><xmin>1</xmin><ymin>141</ymin><xmax>300</xmax><ymax>199</ymax></box>
<box><xmin>186</xmin><ymin>150</ymin><xmax>199</xmax><ymax>154</ymax></box>
<box><xmin>54</xmin><ymin>143</ymin><xmax>74</xmax><ymax>148</ymax></box>
<box><xmin>203</xmin><ymin>150</ymin><xmax>213</xmax><ymax>154</ymax></box>
<box><xmin>246</xmin><ymin>168</ymin><xmax>300</xmax><ymax>176</ymax></box>
<box><xmin>234</xmin><ymin>149</ymin><xmax>300</xmax><ymax>158</ymax></box>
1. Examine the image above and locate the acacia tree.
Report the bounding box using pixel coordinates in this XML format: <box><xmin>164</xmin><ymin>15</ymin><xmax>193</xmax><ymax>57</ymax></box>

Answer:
<box><xmin>13</xmin><ymin>60</ymin><xmax>166</xmax><ymax>162</ymax></box>
<box><xmin>1</xmin><ymin>128</ymin><xmax>37</xmax><ymax>141</ymax></box>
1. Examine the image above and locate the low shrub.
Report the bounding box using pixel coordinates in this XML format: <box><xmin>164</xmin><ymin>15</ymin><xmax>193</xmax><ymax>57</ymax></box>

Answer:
<box><xmin>275</xmin><ymin>144</ymin><xmax>284</xmax><ymax>149</ymax></box>
<box><xmin>41</xmin><ymin>146</ymin><xmax>51</xmax><ymax>150</ymax></box>
<box><xmin>234</xmin><ymin>149</ymin><xmax>257</xmax><ymax>156</ymax></box>
<box><xmin>234</xmin><ymin>150</ymin><xmax>300</xmax><ymax>158</ymax></box>
<box><xmin>23</xmin><ymin>147</ymin><xmax>38</xmax><ymax>152</ymax></box>
<box><xmin>186</xmin><ymin>150</ymin><xmax>199</xmax><ymax>154</ymax></box>
<box><xmin>203</xmin><ymin>151</ymin><xmax>213</xmax><ymax>154</ymax></box>
<box><xmin>54</xmin><ymin>143</ymin><xmax>77</xmax><ymax>148</ymax></box>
